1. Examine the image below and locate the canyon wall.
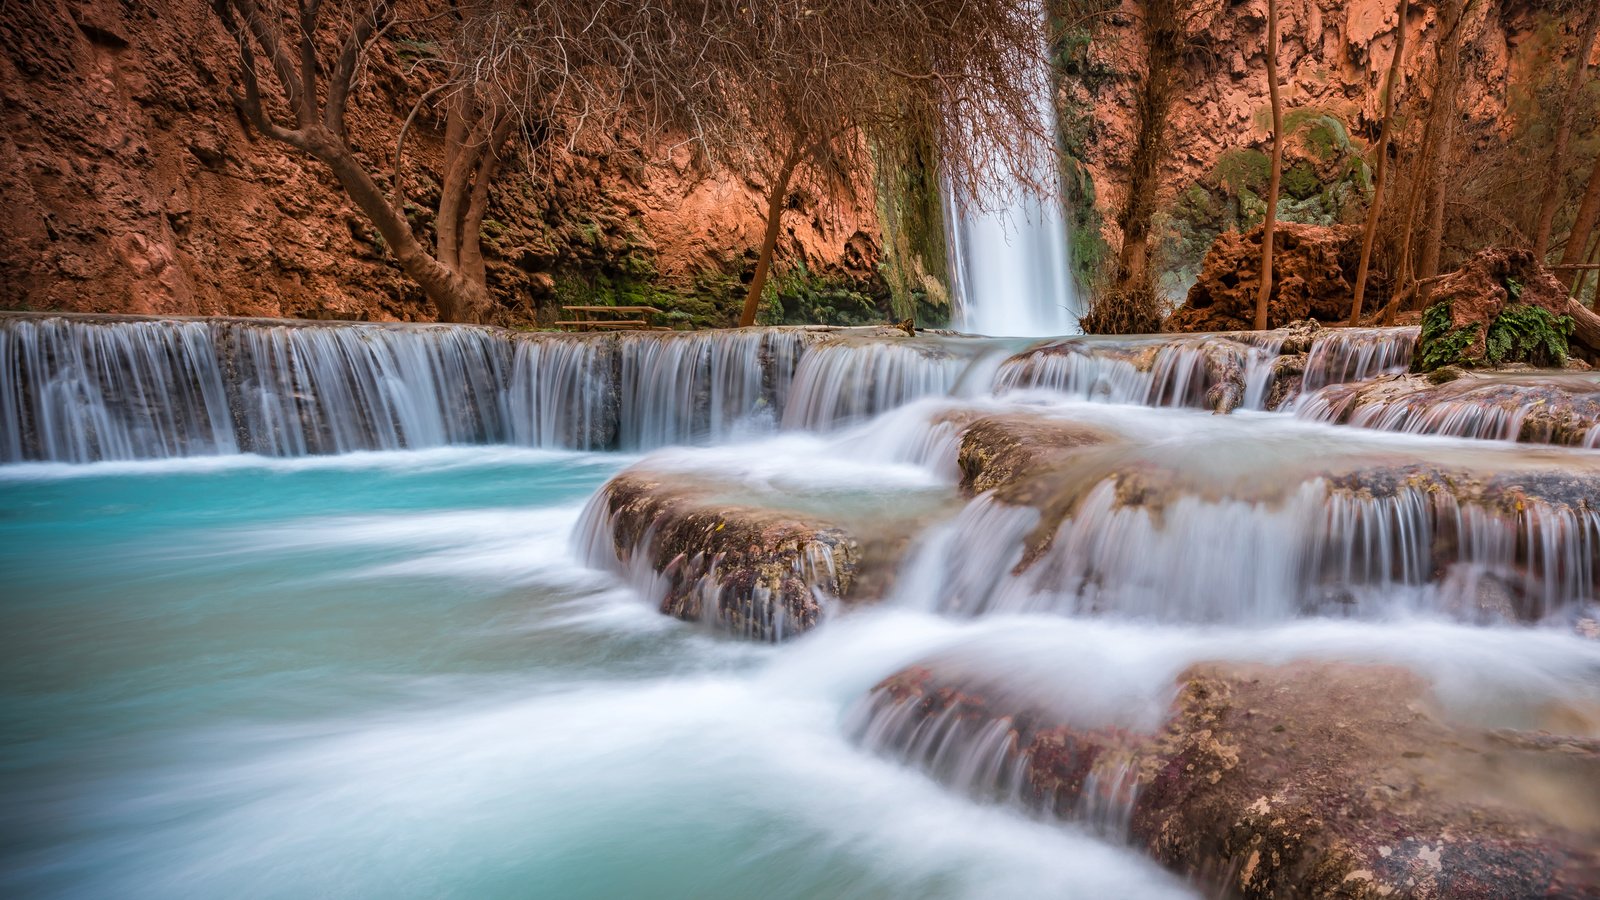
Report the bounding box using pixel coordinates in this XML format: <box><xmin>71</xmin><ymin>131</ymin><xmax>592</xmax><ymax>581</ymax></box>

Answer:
<box><xmin>3</xmin><ymin>0</ymin><xmax>1591</xmax><ymax>325</ymax></box>
<box><xmin>1061</xmin><ymin>0</ymin><xmax>1595</xmax><ymax>298</ymax></box>
<box><xmin>0</xmin><ymin>0</ymin><xmax>883</xmax><ymax>325</ymax></box>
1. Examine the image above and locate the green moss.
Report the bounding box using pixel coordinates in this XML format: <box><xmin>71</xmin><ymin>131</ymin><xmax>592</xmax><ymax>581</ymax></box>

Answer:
<box><xmin>871</xmin><ymin>125</ymin><xmax>951</xmax><ymax>326</ymax></box>
<box><xmin>760</xmin><ymin>263</ymin><xmax>892</xmax><ymax>327</ymax></box>
<box><xmin>1057</xmin><ymin>105</ymin><xmax>1112</xmax><ymax>292</ymax></box>
<box><xmin>1282</xmin><ymin>162</ymin><xmax>1321</xmax><ymax>201</ymax></box>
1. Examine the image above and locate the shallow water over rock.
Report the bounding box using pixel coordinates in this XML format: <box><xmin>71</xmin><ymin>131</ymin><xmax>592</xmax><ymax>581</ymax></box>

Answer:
<box><xmin>3</xmin><ymin>312</ymin><xmax>1597</xmax><ymax>899</ymax></box>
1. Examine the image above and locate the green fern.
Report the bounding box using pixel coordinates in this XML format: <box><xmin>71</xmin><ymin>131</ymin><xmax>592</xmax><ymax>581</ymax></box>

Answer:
<box><xmin>1484</xmin><ymin>303</ymin><xmax>1572</xmax><ymax>367</ymax></box>
<box><xmin>1414</xmin><ymin>301</ymin><xmax>1478</xmax><ymax>373</ymax></box>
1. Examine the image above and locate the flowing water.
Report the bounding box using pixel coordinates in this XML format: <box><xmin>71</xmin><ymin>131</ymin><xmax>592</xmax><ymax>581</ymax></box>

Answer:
<box><xmin>3</xmin><ymin>315</ymin><xmax>1598</xmax><ymax>898</ymax></box>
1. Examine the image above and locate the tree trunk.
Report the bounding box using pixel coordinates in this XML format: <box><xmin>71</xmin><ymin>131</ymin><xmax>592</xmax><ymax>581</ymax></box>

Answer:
<box><xmin>739</xmin><ymin>144</ymin><xmax>805</xmax><ymax>328</ymax></box>
<box><xmin>1576</xmin><ymin>232</ymin><xmax>1600</xmax><ymax>305</ymax></box>
<box><xmin>1532</xmin><ymin>3</ymin><xmax>1600</xmax><ymax>260</ymax></box>
<box><xmin>1351</xmin><ymin>0</ymin><xmax>1410</xmax><ymax>326</ymax></box>
<box><xmin>1115</xmin><ymin>0</ymin><xmax>1181</xmax><ymax>293</ymax></box>
<box><xmin>1255</xmin><ymin>0</ymin><xmax>1284</xmax><ymax>331</ymax></box>
<box><xmin>1416</xmin><ymin>0</ymin><xmax>1469</xmax><ymax>287</ymax></box>
<box><xmin>1559</xmin><ymin>150</ymin><xmax>1600</xmax><ymax>289</ymax></box>
<box><xmin>1569</xmin><ymin>297</ymin><xmax>1600</xmax><ymax>352</ymax></box>
<box><xmin>303</xmin><ymin>128</ymin><xmax>480</xmax><ymax>322</ymax></box>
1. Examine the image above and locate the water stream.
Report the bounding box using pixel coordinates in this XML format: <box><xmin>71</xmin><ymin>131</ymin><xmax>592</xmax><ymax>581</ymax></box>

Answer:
<box><xmin>2</xmin><ymin>315</ymin><xmax>1597</xmax><ymax>897</ymax></box>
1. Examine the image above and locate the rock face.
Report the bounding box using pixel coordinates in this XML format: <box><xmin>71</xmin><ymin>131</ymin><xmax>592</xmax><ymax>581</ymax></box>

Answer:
<box><xmin>855</xmin><ymin>660</ymin><xmax>1600</xmax><ymax>899</ymax></box>
<box><xmin>0</xmin><ymin>0</ymin><xmax>879</xmax><ymax>323</ymax></box>
<box><xmin>1166</xmin><ymin>223</ymin><xmax>1361</xmax><ymax>333</ymax></box>
<box><xmin>1414</xmin><ymin>249</ymin><xmax>1591</xmax><ymax>372</ymax></box>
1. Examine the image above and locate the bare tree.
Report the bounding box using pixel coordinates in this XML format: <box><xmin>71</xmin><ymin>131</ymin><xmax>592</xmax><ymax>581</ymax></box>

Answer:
<box><xmin>1400</xmin><ymin>0</ymin><xmax>1473</xmax><ymax>290</ymax></box>
<box><xmin>210</xmin><ymin>0</ymin><xmax>678</xmax><ymax>323</ymax></box>
<box><xmin>1532</xmin><ymin>2</ymin><xmax>1600</xmax><ymax>261</ymax></box>
<box><xmin>1562</xmin><ymin>150</ymin><xmax>1600</xmax><ymax>293</ymax></box>
<box><xmin>609</xmin><ymin>1</ymin><xmax>1053</xmax><ymax>327</ymax></box>
<box><xmin>1349</xmin><ymin>0</ymin><xmax>1410</xmax><ymax>326</ymax></box>
<box><xmin>1253</xmin><ymin>0</ymin><xmax>1284</xmax><ymax>331</ymax></box>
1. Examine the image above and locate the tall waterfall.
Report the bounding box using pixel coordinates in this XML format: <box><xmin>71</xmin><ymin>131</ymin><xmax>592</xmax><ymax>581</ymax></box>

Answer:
<box><xmin>944</xmin><ymin>62</ymin><xmax>1083</xmax><ymax>337</ymax></box>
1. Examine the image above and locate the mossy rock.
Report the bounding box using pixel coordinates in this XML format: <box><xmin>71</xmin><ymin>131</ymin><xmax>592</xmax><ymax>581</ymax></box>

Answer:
<box><xmin>1412</xmin><ymin>250</ymin><xmax>1577</xmax><ymax>372</ymax></box>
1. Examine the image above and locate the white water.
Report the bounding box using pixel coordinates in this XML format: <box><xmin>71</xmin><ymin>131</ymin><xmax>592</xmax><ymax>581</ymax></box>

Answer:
<box><xmin>4</xmin><ymin>314</ymin><xmax>1599</xmax><ymax>896</ymax></box>
<box><xmin>944</xmin><ymin>65</ymin><xmax>1083</xmax><ymax>337</ymax></box>
<box><xmin>6</xmin><ymin>316</ymin><xmax>1442</xmax><ymax>463</ymax></box>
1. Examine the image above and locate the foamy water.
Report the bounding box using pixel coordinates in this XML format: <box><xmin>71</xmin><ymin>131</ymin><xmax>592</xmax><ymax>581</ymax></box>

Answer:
<box><xmin>4</xmin><ymin>322</ymin><xmax>1599</xmax><ymax>897</ymax></box>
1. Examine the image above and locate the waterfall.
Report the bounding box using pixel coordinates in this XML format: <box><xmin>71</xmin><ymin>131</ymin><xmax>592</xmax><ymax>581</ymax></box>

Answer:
<box><xmin>1300</xmin><ymin>327</ymin><xmax>1417</xmax><ymax>392</ymax></box>
<box><xmin>223</xmin><ymin>322</ymin><xmax>511</xmax><ymax>455</ymax></box>
<box><xmin>1296</xmin><ymin>373</ymin><xmax>1600</xmax><ymax>447</ymax></box>
<box><xmin>0</xmin><ymin>317</ymin><xmax>237</xmax><ymax>463</ymax></box>
<box><xmin>943</xmin><ymin>48</ymin><xmax>1082</xmax><ymax>337</ymax></box>
<box><xmin>615</xmin><ymin>331</ymin><xmax>802</xmax><ymax>449</ymax></box>
<box><xmin>919</xmin><ymin>475</ymin><xmax>1599</xmax><ymax>625</ymax></box>
<box><xmin>1</xmin><ymin>316</ymin><xmax>1445</xmax><ymax>463</ymax></box>
<box><xmin>994</xmin><ymin>336</ymin><xmax>1272</xmax><ymax>411</ymax></box>
<box><xmin>782</xmin><ymin>338</ymin><xmax>972</xmax><ymax>430</ymax></box>
<box><xmin>506</xmin><ymin>334</ymin><xmax>617</xmax><ymax>450</ymax></box>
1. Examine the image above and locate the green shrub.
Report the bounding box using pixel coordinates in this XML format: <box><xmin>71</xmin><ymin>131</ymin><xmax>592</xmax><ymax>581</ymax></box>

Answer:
<box><xmin>1414</xmin><ymin>300</ymin><xmax>1573</xmax><ymax>372</ymax></box>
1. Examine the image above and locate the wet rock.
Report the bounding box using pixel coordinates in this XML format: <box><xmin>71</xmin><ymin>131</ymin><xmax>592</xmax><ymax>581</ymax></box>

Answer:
<box><xmin>1167</xmin><ymin>223</ymin><xmax>1363</xmax><ymax>333</ymax></box>
<box><xmin>1297</xmin><ymin>371</ymin><xmax>1600</xmax><ymax>446</ymax></box>
<box><xmin>856</xmin><ymin>660</ymin><xmax>1600</xmax><ymax>899</ymax></box>
<box><xmin>1137</xmin><ymin>663</ymin><xmax>1600</xmax><ymax>899</ymax></box>
<box><xmin>584</xmin><ymin>471</ymin><xmax>862</xmax><ymax>641</ymax></box>
<box><xmin>956</xmin><ymin>415</ymin><xmax>1115</xmax><ymax>497</ymax></box>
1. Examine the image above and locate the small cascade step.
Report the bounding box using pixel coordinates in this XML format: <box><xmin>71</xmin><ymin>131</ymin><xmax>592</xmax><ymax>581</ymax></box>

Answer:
<box><xmin>1297</xmin><ymin>369</ymin><xmax>1600</xmax><ymax>447</ymax></box>
<box><xmin>849</xmin><ymin>656</ymin><xmax>1600</xmax><ymax>899</ymax></box>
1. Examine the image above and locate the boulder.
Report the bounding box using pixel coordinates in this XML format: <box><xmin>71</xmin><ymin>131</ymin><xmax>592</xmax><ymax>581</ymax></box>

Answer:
<box><xmin>1167</xmin><ymin>223</ymin><xmax>1364</xmax><ymax>333</ymax></box>
<box><xmin>1414</xmin><ymin>249</ymin><xmax>1588</xmax><ymax>372</ymax></box>
<box><xmin>583</xmin><ymin>471</ymin><xmax>862</xmax><ymax>640</ymax></box>
<box><xmin>856</xmin><ymin>660</ymin><xmax>1600</xmax><ymax>899</ymax></box>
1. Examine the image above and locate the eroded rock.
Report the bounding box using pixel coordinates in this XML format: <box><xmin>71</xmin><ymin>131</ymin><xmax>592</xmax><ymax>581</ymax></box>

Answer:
<box><xmin>1167</xmin><ymin>224</ymin><xmax>1363</xmax><ymax>333</ymax></box>
<box><xmin>855</xmin><ymin>660</ymin><xmax>1600</xmax><ymax>899</ymax></box>
<box><xmin>582</xmin><ymin>471</ymin><xmax>860</xmax><ymax>640</ymax></box>
<box><xmin>1298</xmin><ymin>371</ymin><xmax>1600</xmax><ymax>447</ymax></box>
<box><xmin>1414</xmin><ymin>249</ymin><xmax>1585</xmax><ymax>372</ymax></box>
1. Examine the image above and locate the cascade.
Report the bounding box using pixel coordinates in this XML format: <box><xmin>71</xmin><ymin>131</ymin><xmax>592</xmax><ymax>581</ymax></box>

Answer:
<box><xmin>8</xmin><ymin>307</ymin><xmax>1600</xmax><ymax>899</ymax></box>
<box><xmin>1296</xmin><ymin>372</ymin><xmax>1600</xmax><ymax>447</ymax></box>
<box><xmin>615</xmin><ymin>330</ymin><xmax>803</xmax><ymax>449</ymax></box>
<box><xmin>919</xmin><ymin>458</ymin><xmax>1599</xmax><ymax>625</ymax></box>
<box><xmin>994</xmin><ymin>335</ymin><xmax>1278</xmax><ymax>411</ymax></box>
<box><xmin>222</xmin><ymin>321</ymin><xmax>512</xmax><ymax>455</ymax></box>
<box><xmin>0</xmin><ymin>316</ymin><xmax>236</xmax><ymax>463</ymax></box>
<box><xmin>781</xmin><ymin>338</ymin><xmax>976</xmax><ymax>430</ymax></box>
<box><xmin>506</xmin><ymin>334</ymin><xmax>617</xmax><ymax>450</ymax></box>
<box><xmin>0</xmin><ymin>315</ymin><xmax>1440</xmax><ymax>462</ymax></box>
<box><xmin>1299</xmin><ymin>326</ymin><xmax>1418</xmax><ymax>392</ymax></box>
